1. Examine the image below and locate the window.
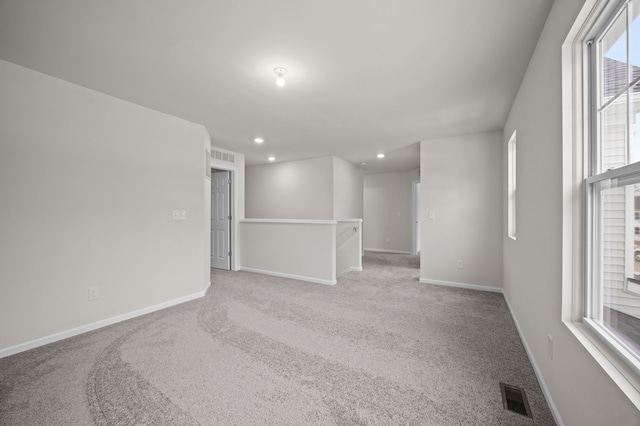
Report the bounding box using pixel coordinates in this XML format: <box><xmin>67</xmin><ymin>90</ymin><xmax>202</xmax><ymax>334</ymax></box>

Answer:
<box><xmin>584</xmin><ymin>0</ymin><xmax>640</xmax><ymax>372</ymax></box>
<box><xmin>508</xmin><ymin>131</ymin><xmax>517</xmax><ymax>240</ymax></box>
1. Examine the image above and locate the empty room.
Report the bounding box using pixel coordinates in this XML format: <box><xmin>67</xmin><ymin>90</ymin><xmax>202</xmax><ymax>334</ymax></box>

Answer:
<box><xmin>2</xmin><ymin>0</ymin><xmax>640</xmax><ymax>425</ymax></box>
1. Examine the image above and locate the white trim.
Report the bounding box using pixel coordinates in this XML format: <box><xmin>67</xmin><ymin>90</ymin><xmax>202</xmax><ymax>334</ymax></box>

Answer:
<box><xmin>419</xmin><ymin>278</ymin><xmax>503</xmax><ymax>293</ymax></box>
<box><xmin>507</xmin><ymin>130</ymin><xmax>517</xmax><ymax>240</ymax></box>
<box><xmin>240</xmin><ymin>218</ymin><xmax>337</xmax><ymax>225</ymax></box>
<box><xmin>337</xmin><ymin>266</ymin><xmax>363</xmax><ymax>278</ymax></box>
<box><xmin>560</xmin><ymin>0</ymin><xmax>640</xmax><ymax>410</ymax></box>
<box><xmin>208</xmin><ymin>147</ymin><xmax>243</xmax><ymax>272</ymax></box>
<box><xmin>0</xmin><ymin>289</ymin><xmax>208</xmax><ymax>359</ymax></box>
<box><xmin>239</xmin><ymin>267</ymin><xmax>337</xmax><ymax>286</ymax></box>
<box><xmin>419</xmin><ymin>277</ymin><xmax>563</xmax><ymax>422</ymax></box>
<box><xmin>210</xmin><ymin>169</ymin><xmax>233</xmax><ymax>271</ymax></box>
<box><xmin>364</xmin><ymin>248</ymin><xmax>413</xmax><ymax>255</ymax></box>
<box><xmin>336</xmin><ymin>218</ymin><xmax>363</xmax><ymax>223</ymax></box>
<box><xmin>412</xmin><ymin>180</ymin><xmax>421</xmax><ymax>256</ymax></box>
<box><xmin>503</xmin><ymin>295</ymin><xmax>565</xmax><ymax>426</ymax></box>
<box><xmin>563</xmin><ymin>320</ymin><xmax>640</xmax><ymax>407</ymax></box>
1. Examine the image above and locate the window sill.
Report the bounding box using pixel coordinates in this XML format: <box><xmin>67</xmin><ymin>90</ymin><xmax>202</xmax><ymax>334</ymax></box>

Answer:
<box><xmin>563</xmin><ymin>319</ymin><xmax>640</xmax><ymax>410</ymax></box>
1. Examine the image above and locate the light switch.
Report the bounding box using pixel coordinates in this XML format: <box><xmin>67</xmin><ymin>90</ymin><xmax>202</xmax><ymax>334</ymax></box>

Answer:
<box><xmin>428</xmin><ymin>211</ymin><xmax>435</xmax><ymax>220</ymax></box>
<box><xmin>172</xmin><ymin>210</ymin><xmax>187</xmax><ymax>221</ymax></box>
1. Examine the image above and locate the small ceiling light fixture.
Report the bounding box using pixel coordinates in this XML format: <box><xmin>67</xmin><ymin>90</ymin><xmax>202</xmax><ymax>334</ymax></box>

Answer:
<box><xmin>254</xmin><ymin>137</ymin><xmax>264</xmax><ymax>144</ymax></box>
<box><xmin>268</xmin><ymin>156</ymin><xmax>276</xmax><ymax>161</ymax></box>
<box><xmin>377</xmin><ymin>153</ymin><xmax>385</xmax><ymax>159</ymax></box>
<box><xmin>274</xmin><ymin>67</ymin><xmax>287</xmax><ymax>87</ymax></box>
<box><xmin>360</xmin><ymin>162</ymin><xmax>368</xmax><ymax>167</ymax></box>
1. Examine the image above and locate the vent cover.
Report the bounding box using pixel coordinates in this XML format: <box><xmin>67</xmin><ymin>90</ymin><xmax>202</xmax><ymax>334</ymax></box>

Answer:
<box><xmin>211</xmin><ymin>149</ymin><xmax>235</xmax><ymax>163</ymax></box>
<box><xmin>500</xmin><ymin>383</ymin><xmax>532</xmax><ymax>418</ymax></box>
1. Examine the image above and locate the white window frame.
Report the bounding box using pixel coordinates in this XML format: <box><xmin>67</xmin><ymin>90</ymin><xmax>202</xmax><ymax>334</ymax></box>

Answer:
<box><xmin>563</xmin><ymin>0</ymin><xmax>640</xmax><ymax>408</ymax></box>
<box><xmin>508</xmin><ymin>130</ymin><xmax>517</xmax><ymax>240</ymax></box>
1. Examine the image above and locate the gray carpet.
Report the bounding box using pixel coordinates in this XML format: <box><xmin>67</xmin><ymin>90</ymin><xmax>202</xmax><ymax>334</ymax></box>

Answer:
<box><xmin>0</xmin><ymin>252</ymin><xmax>555</xmax><ymax>425</ymax></box>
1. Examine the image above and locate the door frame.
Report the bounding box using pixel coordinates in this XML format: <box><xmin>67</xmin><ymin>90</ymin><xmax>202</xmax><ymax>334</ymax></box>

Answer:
<box><xmin>211</xmin><ymin>169</ymin><xmax>232</xmax><ymax>270</ymax></box>
<box><xmin>412</xmin><ymin>180</ymin><xmax>421</xmax><ymax>256</ymax></box>
<box><xmin>210</xmin><ymin>164</ymin><xmax>238</xmax><ymax>271</ymax></box>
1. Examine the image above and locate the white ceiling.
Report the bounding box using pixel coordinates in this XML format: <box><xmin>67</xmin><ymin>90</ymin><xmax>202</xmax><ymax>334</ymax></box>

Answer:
<box><xmin>0</xmin><ymin>0</ymin><xmax>553</xmax><ymax>174</ymax></box>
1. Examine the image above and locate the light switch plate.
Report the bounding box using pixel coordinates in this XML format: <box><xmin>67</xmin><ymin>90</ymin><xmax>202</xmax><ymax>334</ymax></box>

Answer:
<box><xmin>172</xmin><ymin>210</ymin><xmax>187</xmax><ymax>221</ymax></box>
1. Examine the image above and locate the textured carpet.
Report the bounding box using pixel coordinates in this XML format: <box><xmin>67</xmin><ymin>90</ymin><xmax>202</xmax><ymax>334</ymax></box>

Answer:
<box><xmin>0</xmin><ymin>252</ymin><xmax>555</xmax><ymax>425</ymax></box>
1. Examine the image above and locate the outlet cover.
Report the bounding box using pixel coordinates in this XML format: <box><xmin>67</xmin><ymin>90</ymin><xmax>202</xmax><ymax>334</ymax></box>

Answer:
<box><xmin>457</xmin><ymin>260</ymin><xmax>464</xmax><ymax>269</ymax></box>
<box><xmin>88</xmin><ymin>286</ymin><xmax>100</xmax><ymax>301</ymax></box>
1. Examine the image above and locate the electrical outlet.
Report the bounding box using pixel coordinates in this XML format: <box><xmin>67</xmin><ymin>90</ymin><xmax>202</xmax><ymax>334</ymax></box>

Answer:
<box><xmin>88</xmin><ymin>286</ymin><xmax>100</xmax><ymax>301</ymax></box>
<box><xmin>548</xmin><ymin>335</ymin><xmax>553</xmax><ymax>360</ymax></box>
<box><xmin>457</xmin><ymin>260</ymin><xmax>464</xmax><ymax>269</ymax></box>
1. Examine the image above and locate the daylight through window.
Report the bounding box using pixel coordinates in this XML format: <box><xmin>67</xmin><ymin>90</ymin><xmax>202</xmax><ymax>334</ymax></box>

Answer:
<box><xmin>585</xmin><ymin>0</ymin><xmax>640</xmax><ymax>368</ymax></box>
<box><xmin>508</xmin><ymin>131</ymin><xmax>517</xmax><ymax>240</ymax></box>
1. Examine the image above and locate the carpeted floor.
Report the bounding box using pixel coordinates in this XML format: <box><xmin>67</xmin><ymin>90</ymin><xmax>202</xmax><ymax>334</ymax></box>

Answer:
<box><xmin>0</xmin><ymin>252</ymin><xmax>555</xmax><ymax>425</ymax></box>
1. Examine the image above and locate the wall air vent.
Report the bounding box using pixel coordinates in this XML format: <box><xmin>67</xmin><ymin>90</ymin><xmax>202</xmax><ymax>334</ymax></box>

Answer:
<box><xmin>211</xmin><ymin>149</ymin><xmax>235</xmax><ymax>163</ymax></box>
<box><xmin>499</xmin><ymin>383</ymin><xmax>532</xmax><ymax>418</ymax></box>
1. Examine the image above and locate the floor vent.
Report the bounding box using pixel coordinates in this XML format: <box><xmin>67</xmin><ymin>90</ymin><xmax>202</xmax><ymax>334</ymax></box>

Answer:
<box><xmin>500</xmin><ymin>382</ymin><xmax>532</xmax><ymax>418</ymax></box>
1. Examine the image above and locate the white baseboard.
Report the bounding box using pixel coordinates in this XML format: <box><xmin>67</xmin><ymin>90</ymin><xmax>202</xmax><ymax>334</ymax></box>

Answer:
<box><xmin>419</xmin><ymin>278</ymin><xmax>503</xmax><ymax>293</ymax></box>
<box><xmin>239</xmin><ymin>267</ymin><xmax>337</xmax><ymax>286</ymax></box>
<box><xmin>0</xmin><ymin>288</ymin><xmax>208</xmax><ymax>359</ymax></box>
<box><xmin>337</xmin><ymin>266</ymin><xmax>363</xmax><ymax>278</ymax></box>
<box><xmin>364</xmin><ymin>248</ymin><xmax>413</xmax><ymax>255</ymax></box>
<box><xmin>503</xmin><ymin>295</ymin><xmax>564</xmax><ymax>426</ymax></box>
<box><xmin>420</xmin><ymin>277</ymin><xmax>562</xmax><ymax>423</ymax></box>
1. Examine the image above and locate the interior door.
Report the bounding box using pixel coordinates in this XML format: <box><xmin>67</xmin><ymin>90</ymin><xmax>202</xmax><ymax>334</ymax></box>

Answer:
<box><xmin>211</xmin><ymin>170</ymin><xmax>231</xmax><ymax>270</ymax></box>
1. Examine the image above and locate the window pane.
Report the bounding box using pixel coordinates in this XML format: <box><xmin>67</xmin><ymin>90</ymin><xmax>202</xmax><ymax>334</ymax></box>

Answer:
<box><xmin>600</xmin><ymin>90</ymin><xmax>628</xmax><ymax>170</ymax></box>
<box><xmin>600</xmin><ymin>7</ymin><xmax>627</xmax><ymax>108</ymax></box>
<box><xmin>508</xmin><ymin>131</ymin><xmax>516</xmax><ymax>240</ymax></box>
<box><xmin>631</xmin><ymin>0</ymin><xmax>640</xmax><ymax>67</ymax></box>
<box><xmin>599</xmin><ymin>6</ymin><xmax>630</xmax><ymax>172</ymax></box>
<box><xmin>597</xmin><ymin>182</ymin><xmax>640</xmax><ymax>356</ymax></box>
<box><xmin>633</xmin><ymin>81</ymin><xmax>640</xmax><ymax>164</ymax></box>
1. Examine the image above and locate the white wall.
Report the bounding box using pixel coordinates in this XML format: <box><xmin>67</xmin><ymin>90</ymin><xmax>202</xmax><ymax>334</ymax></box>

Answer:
<box><xmin>363</xmin><ymin>169</ymin><xmax>419</xmax><ymax>253</ymax></box>
<box><xmin>0</xmin><ymin>60</ymin><xmax>209</xmax><ymax>352</ymax></box>
<box><xmin>336</xmin><ymin>219</ymin><xmax>363</xmax><ymax>277</ymax></box>
<box><xmin>245</xmin><ymin>157</ymin><xmax>334</xmax><ymax>219</ymax></box>
<box><xmin>420</xmin><ymin>132</ymin><xmax>502</xmax><ymax>289</ymax></box>
<box><xmin>333</xmin><ymin>157</ymin><xmax>364</xmax><ymax>219</ymax></box>
<box><xmin>502</xmin><ymin>0</ymin><xmax>640</xmax><ymax>424</ymax></box>
<box><xmin>239</xmin><ymin>220</ymin><xmax>336</xmax><ymax>285</ymax></box>
<box><xmin>243</xmin><ymin>156</ymin><xmax>361</xmax><ymax>284</ymax></box>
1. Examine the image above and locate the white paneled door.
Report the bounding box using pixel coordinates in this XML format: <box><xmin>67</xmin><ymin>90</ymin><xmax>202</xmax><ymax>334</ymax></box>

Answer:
<box><xmin>211</xmin><ymin>170</ymin><xmax>231</xmax><ymax>270</ymax></box>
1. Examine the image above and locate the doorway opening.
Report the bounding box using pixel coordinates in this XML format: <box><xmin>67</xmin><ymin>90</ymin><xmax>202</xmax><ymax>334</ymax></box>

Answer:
<box><xmin>412</xmin><ymin>180</ymin><xmax>421</xmax><ymax>256</ymax></box>
<box><xmin>211</xmin><ymin>168</ymin><xmax>232</xmax><ymax>270</ymax></box>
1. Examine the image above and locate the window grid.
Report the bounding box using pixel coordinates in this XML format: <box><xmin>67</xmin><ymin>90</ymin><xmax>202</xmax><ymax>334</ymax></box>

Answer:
<box><xmin>585</xmin><ymin>0</ymin><xmax>640</xmax><ymax>372</ymax></box>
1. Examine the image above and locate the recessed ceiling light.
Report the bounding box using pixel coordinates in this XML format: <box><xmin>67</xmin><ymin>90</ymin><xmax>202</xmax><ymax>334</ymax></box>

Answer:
<box><xmin>268</xmin><ymin>156</ymin><xmax>276</xmax><ymax>161</ymax></box>
<box><xmin>274</xmin><ymin>67</ymin><xmax>287</xmax><ymax>87</ymax></box>
<box><xmin>254</xmin><ymin>137</ymin><xmax>264</xmax><ymax>144</ymax></box>
<box><xmin>377</xmin><ymin>153</ymin><xmax>385</xmax><ymax>159</ymax></box>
